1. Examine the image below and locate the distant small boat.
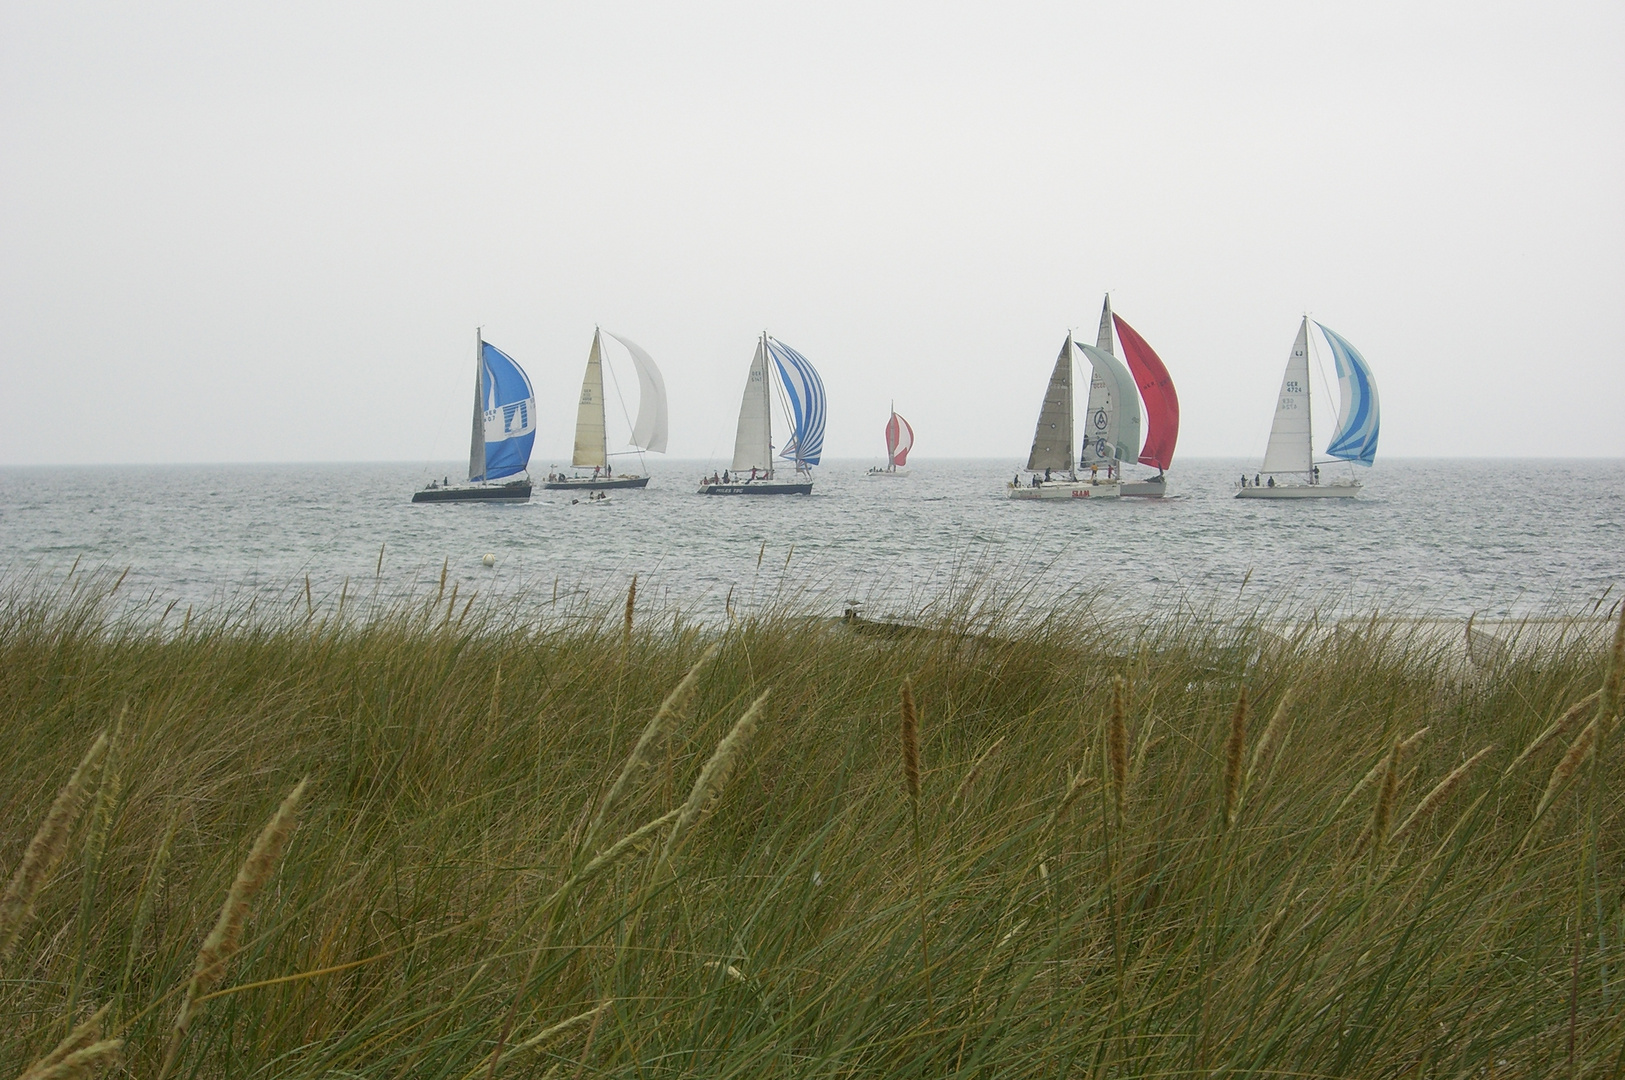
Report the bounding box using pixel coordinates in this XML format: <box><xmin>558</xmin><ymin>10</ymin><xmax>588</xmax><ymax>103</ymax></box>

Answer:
<box><xmin>413</xmin><ymin>331</ymin><xmax>536</xmax><ymax>503</ymax></box>
<box><xmin>544</xmin><ymin>329</ymin><xmax>667</xmax><ymax>491</ymax></box>
<box><xmin>1236</xmin><ymin>318</ymin><xmax>1378</xmax><ymax>499</ymax></box>
<box><xmin>699</xmin><ymin>333</ymin><xmax>825</xmax><ymax>495</ymax></box>
<box><xmin>868</xmin><ymin>404</ymin><xmax>914</xmax><ymax>476</ymax></box>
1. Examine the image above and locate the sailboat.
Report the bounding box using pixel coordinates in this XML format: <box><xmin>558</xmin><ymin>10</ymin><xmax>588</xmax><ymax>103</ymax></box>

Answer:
<box><xmin>412</xmin><ymin>331</ymin><xmax>536</xmax><ymax>503</ymax></box>
<box><xmin>1236</xmin><ymin>318</ymin><xmax>1379</xmax><ymax>499</ymax></box>
<box><xmin>1009</xmin><ymin>330</ymin><xmax>1136</xmax><ymax>500</ymax></box>
<box><xmin>544</xmin><ymin>328</ymin><xmax>667</xmax><ymax>491</ymax></box>
<box><xmin>867</xmin><ymin>405</ymin><xmax>914</xmax><ymax>476</ymax></box>
<box><xmin>1088</xmin><ymin>295</ymin><xmax>1180</xmax><ymax>497</ymax></box>
<box><xmin>698</xmin><ymin>333</ymin><xmax>825</xmax><ymax>495</ymax></box>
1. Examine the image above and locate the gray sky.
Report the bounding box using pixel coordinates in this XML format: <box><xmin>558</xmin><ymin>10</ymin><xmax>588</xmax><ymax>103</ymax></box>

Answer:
<box><xmin>3</xmin><ymin>0</ymin><xmax>1621</xmax><ymax>466</ymax></box>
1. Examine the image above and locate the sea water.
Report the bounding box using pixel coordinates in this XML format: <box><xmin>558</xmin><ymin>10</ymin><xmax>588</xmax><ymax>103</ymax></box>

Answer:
<box><xmin>1</xmin><ymin>458</ymin><xmax>1620</xmax><ymax>623</ymax></box>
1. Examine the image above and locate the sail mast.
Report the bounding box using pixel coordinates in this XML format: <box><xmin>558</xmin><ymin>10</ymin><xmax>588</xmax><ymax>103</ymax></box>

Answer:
<box><xmin>762</xmin><ymin>331</ymin><xmax>773</xmax><ymax>475</ymax></box>
<box><xmin>1302</xmin><ymin>315</ymin><xmax>1314</xmax><ymax>478</ymax></box>
<box><xmin>467</xmin><ymin>327</ymin><xmax>485</xmax><ymax>483</ymax></box>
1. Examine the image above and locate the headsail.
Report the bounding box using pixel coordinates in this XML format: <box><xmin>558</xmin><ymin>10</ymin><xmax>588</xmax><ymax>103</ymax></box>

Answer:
<box><xmin>572</xmin><ymin>330</ymin><xmax>608</xmax><ymax>469</ymax></box>
<box><xmin>1259</xmin><ymin>318</ymin><xmax>1313</xmax><ymax>475</ymax></box>
<box><xmin>1096</xmin><ymin>293</ymin><xmax>1115</xmax><ymax>354</ymax></box>
<box><xmin>1077</xmin><ymin>342</ymin><xmax>1142</xmax><ymax>467</ymax></box>
<box><xmin>731</xmin><ymin>336</ymin><xmax>773</xmax><ymax>473</ymax></box>
<box><xmin>607</xmin><ymin>332</ymin><xmax>669</xmax><ymax>454</ymax></box>
<box><xmin>1113</xmin><ymin>314</ymin><xmax>1179</xmax><ymax>471</ymax></box>
<box><xmin>1316</xmin><ymin>323</ymin><xmax>1380</xmax><ymax>466</ymax></box>
<box><xmin>766</xmin><ymin>337</ymin><xmax>826</xmax><ymax>466</ymax></box>
<box><xmin>886</xmin><ymin>409</ymin><xmax>914</xmax><ymax>467</ymax></box>
<box><xmin>1026</xmin><ymin>334</ymin><xmax>1075</xmax><ymax>472</ymax></box>
<box><xmin>475</xmin><ymin>340</ymin><xmax>536</xmax><ymax>482</ymax></box>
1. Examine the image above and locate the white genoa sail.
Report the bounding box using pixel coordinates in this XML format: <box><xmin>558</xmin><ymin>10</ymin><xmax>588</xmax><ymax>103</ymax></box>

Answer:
<box><xmin>1077</xmin><ymin>341</ymin><xmax>1142</xmax><ymax>469</ymax></box>
<box><xmin>1026</xmin><ymin>334</ymin><xmax>1075</xmax><ymax>472</ymax></box>
<box><xmin>607</xmin><ymin>332</ymin><xmax>669</xmax><ymax>454</ymax></box>
<box><xmin>1259</xmin><ymin>318</ymin><xmax>1313</xmax><ymax>475</ymax></box>
<box><xmin>732</xmin><ymin>336</ymin><xmax>773</xmax><ymax>473</ymax></box>
<box><xmin>572</xmin><ymin>330</ymin><xmax>608</xmax><ymax>469</ymax></box>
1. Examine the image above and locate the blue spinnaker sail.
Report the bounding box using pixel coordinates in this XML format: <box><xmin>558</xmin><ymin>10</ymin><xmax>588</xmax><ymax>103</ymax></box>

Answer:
<box><xmin>1316</xmin><ymin>323</ymin><xmax>1380</xmax><ymax>466</ymax></box>
<box><xmin>478</xmin><ymin>341</ymin><xmax>536</xmax><ymax>481</ymax></box>
<box><xmin>766</xmin><ymin>337</ymin><xmax>826</xmax><ymax>466</ymax></box>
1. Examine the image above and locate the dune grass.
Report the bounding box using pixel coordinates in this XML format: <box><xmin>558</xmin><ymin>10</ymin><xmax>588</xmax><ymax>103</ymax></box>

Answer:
<box><xmin>1</xmin><ymin>567</ymin><xmax>1621</xmax><ymax>1078</ymax></box>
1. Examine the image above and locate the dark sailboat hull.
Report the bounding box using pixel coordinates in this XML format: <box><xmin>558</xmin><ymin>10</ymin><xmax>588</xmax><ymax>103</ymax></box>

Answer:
<box><xmin>412</xmin><ymin>480</ymin><xmax>532</xmax><ymax>503</ymax></box>
<box><xmin>699</xmin><ymin>481</ymin><xmax>813</xmax><ymax>496</ymax></box>
<box><xmin>542</xmin><ymin>476</ymin><xmax>651</xmax><ymax>491</ymax></box>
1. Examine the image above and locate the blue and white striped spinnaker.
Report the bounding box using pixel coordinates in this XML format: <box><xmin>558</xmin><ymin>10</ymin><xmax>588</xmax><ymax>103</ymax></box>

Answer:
<box><xmin>473</xmin><ymin>341</ymin><xmax>537</xmax><ymax>482</ymax></box>
<box><xmin>1315</xmin><ymin>323</ymin><xmax>1380</xmax><ymax>466</ymax></box>
<box><xmin>766</xmin><ymin>337</ymin><xmax>826</xmax><ymax>466</ymax></box>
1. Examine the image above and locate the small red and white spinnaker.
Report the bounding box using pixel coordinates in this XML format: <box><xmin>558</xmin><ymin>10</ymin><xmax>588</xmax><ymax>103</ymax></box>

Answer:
<box><xmin>870</xmin><ymin>404</ymin><xmax>914</xmax><ymax>476</ymax></box>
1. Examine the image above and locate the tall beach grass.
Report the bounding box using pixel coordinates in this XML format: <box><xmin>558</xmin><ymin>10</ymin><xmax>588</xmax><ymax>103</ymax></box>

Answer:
<box><xmin>1</xmin><ymin>565</ymin><xmax>1621</xmax><ymax>1077</ymax></box>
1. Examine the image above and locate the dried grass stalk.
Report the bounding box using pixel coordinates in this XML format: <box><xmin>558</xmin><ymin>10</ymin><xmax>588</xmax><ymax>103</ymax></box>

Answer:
<box><xmin>1223</xmin><ymin>687</ymin><xmax>1248</xmax><ymax>827</ymax></box>
<box><xmin>1532</xmin><ymin>720</ymin><xmax>1597</xmax><ymax>825</ymax></box>
<box><xmin>1338</xmin><ymin>726</ymin><xmax>1428</xmax><ymax>816</ymax></box>
<box><xmin>1109</xmin><ymin>677</ymin><xmax>1129</xmax><ymax>819</ymax></box>
<box><xmin>1368</xmin><ymin>738</ymin><xmax>1401</xmax><ymax>853</ymax></box>
<box><xmin>158</xmin><ymin>777</ymin><xmax>308</xmax><ymax>1080</ymax></box>
<box><xmin>661</xmin><ymin>691</ymin><xmax>768</xmax><ymax>864</ymax></box>
<box><xmin>18</xmin><ymin>1038</ymin><xmax>122</xmax><ymax>1080</ymax></box>
<box><xmin>623</xmin><ymin>574</ymin><xmax>638</xmax><ymax>646</ymax></box>
<box><xmin>900</xmin><ymin>679</ymin><xmax>922</xmax><ymax>802</ymax></box>
<box><xmin>584</xmin><ymin>643</ymin><xmax>718</xmax><ymax>851</ymax></box>
<box><xmin>1392</xmin><ymin>745</ymin><xmax>1495</xmax><ymax>841</ymax></box>
<box><xmin>0</xmin><ymin>733</ymin><xmax>109</xmax><ymax>960</ymax></box>
<box><xmin>953</xmin><ymin>736</ymin><xmax>1004</xmax><ymax>806</ymax></box>
<box><xmin>1506</xmin><ymin>691</ymin><xmax>1600</xmax><ymax>776</ymax></box>
<box><xmin>17</xmin><ymin>1003</ymin><xmax>110</xmax><ymax>1080</ymax></box>
<box><xmin>1245</xmin><ymin>687</ymin><xmax>1295</xmax><ymax>792</ymax></box>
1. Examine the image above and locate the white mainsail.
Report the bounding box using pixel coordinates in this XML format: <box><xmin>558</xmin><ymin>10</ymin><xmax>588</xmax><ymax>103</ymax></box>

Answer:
<box><xmin>1026</xmin><ymin>333</ymin><xmax>1075</xmax><ymax>472</ymax></box>
<box><xmin>1078</xmin><ymin>342</ymin><xmax>1142</xmax><ymax>468</ymax></box>
<box><xmin>572</xmin><ymin>330</ymin><xmax>609</xmax><ymax>469</ymax></box>
<box><xmin>1259</xmin><ymin>318</ymin><xmax>1313</xmax><ymax>475</ymax></box>
<box><xmin>732</xmin><ymin>335</ymin><xmax>773</xmax><ymax>473</ymax></box>
<box><xmin>607</xmin><ymin>332</ymin><xmax>669</xmax><ymax>454</ymax></box>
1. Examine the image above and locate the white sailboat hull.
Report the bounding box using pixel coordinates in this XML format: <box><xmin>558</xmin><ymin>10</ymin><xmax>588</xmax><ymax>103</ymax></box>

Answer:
<box><xmin>1235</xmin><ymin>480</ymin><xmax>1361</xmax><ymax>499</ymax></box>
<box><xmin>1008</xmin><ymin>479</ymin><xmax>1121</xmax><ymax>500</ymax></box>
<box><xmin>867</xmin><ymin>467</ymin><xmax>910</xmax><ymax>478</ymax></box>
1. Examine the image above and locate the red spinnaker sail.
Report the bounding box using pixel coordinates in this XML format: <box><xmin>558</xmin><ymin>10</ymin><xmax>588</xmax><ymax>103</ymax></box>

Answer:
<box><xmin>886</xmin><ymin>412</ymin><xmax>915</xmax><ymax>466</ymax></box>
<box><xmin>1112</xmin><ymin>314</ymin><xmax>1179</xmax><ymax>470</ymax></box>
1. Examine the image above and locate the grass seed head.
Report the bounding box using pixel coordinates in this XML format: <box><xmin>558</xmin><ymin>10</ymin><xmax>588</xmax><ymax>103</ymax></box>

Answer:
<box><xmin>1109</xmin><ymin>676</ymin><xmax>1129</xmax><ymax>816</ymax></box>
<box><xmin>623</xmin><ymin>573</ymin><xmax>638</xmax><ymax>644</ymax></box>
<box><xmin>0</xmin><ymin>732</ymin><xmax>109</xmax><ymax>960</ymax></box>
<box><xmin>1369</xmin><ymin>738</ymin><xmax>1400</xmax><ymax>852</ymax></box>
<box><xmin>1224</xmin><ymin>686</ymin><xmax>1248</xmax><ymax>827</ymax></box>
<box><xmin>900</xmin><ymin>679</ymin><xmax>921</xmax><ymax>803</ymax></box>
<box><xmin>20</xmin><ymin>1038</ymin><xmax>123</xmax><ymax>1080</ymax></box>
<box><xmin>1507</xmin><ymin>690</ymin><xmax>1600</xmax><ymax>776</ymax></box>
<box><xmin>1246</xmin><ymin>687</ymin><xmax>1295</xmax><ymax>792</ymax></box>
<box><xmin>585</xmin><ymin>643</ymin><xmax>719</xmax><ymax>851</ymax></box>
<box><xmin>1533</xmin><ymin>719</ymin><xmax>1597</xmax><ymax>824</ymax></box>
<box><xmin>1392</xmin><ymin>744</ymin><xmax>1495</xmax><ymax>841</ymax></box>
<box><xmin>178</xmin><ymin>776</ymin><xmax>308</xmax><ymax>1030</ymax></box>
<box><xmin>663</xmin><ymin>691</ymin><xmax>768</xmax><ymax>863</ymax></box>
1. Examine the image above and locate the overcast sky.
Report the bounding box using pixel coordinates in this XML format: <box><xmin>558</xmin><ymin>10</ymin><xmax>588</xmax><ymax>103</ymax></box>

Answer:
<box><xmin>2</xmin><ymin>0</ymin><xmax>1621</xmax><ymax>467</ymax></box>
